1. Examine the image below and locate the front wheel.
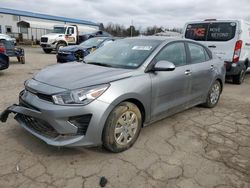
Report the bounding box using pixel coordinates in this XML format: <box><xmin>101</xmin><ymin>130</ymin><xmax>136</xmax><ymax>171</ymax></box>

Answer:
<box><xmin>203</xmin><ymin>80</ymin><xmax>222</xmax><ymax>108</ymax></box>
<box><xmin>102</xmin><ymin>102</ymin><xmax>142</xmax><ymax>153</ymax></box>
<box><xmin>56</xmin><ymin>43</ymin><xmax>66</xmax><ymax>53</ymax></box>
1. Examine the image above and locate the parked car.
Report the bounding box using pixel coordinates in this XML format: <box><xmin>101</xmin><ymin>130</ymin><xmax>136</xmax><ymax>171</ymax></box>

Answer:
<box><xmin>0</xmin><ymin>34</ymin><xmax>16</xmax><ymax>45</ymax></box>
<box><xmin>0</xmin><ymin>37</ymin><xmax>225</xmax><ymax>152</ymax></box>
<box><xmin>57</xmin><ymin>37</ymin><xmax>116</xmax><ymax>63</ymax></box>
<box><xmin>0</xmin><ymin>44</ymin><xmax>9</xmax><ymax>70</ymax></box>
<box><xmin>0</xmin><ymin>39</ymin><xmax>25</xmax><ymax>64</ymax></box>
<box><xmin>183</xmin><ymin>19</ymin><xmax>250</xmax><ymax>84</ymax></box>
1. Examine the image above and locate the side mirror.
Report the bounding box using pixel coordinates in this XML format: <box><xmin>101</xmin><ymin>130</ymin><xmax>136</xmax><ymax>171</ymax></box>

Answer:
<box><xmin>153</xmin><ymin>60</ymin><xmax>175</xmax><ymax>71</ymax></box>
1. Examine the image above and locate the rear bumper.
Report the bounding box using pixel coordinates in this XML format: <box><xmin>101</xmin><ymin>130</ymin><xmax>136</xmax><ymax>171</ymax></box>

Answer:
<box><xmin>0</xmin><ymin>55</ymin><xmax>9</xmax><ymax>70</ymax></box>
<box><xmin>225</xmin><ymin>61</ymin><xmax>246</xmax><ymax>76</ymax></box>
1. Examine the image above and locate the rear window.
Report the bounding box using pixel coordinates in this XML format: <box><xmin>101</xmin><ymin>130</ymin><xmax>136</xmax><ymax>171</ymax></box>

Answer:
<box><xmin>185</xmin><ymin>22</ymin><xmax>237</xmax><ymax>42</ymax></box>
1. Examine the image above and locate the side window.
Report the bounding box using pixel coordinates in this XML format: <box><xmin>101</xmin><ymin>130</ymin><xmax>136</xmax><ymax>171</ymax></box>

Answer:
<box><xmin>188</xmin><ymin>43</ymin><xmax>207</xmax><ymax>64</ymax></box>
<box><xmin>67</xmin><ymin>27</ymin><xmax>74</xmax><ymax>35</ymax></box>
<box><xmin>154</xmin><ymin>42</ymin><xmax>187</xmax><ymax>66</ymax></box>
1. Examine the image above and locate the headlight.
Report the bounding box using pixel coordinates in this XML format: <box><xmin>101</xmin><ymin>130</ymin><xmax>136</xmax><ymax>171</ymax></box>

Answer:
<box><xmin>52</xmin><ymin>84</ymin><xmax>109</xmax><ymax>105</ymax></box>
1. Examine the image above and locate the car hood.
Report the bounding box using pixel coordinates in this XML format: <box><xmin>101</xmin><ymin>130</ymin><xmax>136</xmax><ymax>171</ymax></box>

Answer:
<box><xmin>60</xmin><ymin>45</ymin><xmax>89</xmax><ymax>52</ymax></box>
<box><xmin>42</xmin><ymin>33</ymin><xmax>64</xmax><ymax>39</ymax></box>
<box><xmin>33</xmin><ymin>62</ymin><xmax>134</xmax><ymax>90</ymax></box>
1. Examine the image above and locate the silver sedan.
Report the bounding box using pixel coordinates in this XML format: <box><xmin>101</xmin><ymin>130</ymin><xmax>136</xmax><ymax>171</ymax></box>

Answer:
<box><xmin>0</xmin><ymin>37</ymin><xmax>225</xmax><ymax>152</ymax></box>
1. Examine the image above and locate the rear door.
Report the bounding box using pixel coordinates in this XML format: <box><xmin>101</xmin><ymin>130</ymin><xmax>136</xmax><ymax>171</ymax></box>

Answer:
<box><xmin>186</xmin><ymin>42</ymin><xmax>215</xmax><ymax>106</ymax></box>
<box><xmin>185</xmin><ymin>21</ymin><xmax>238</xmax><ymax>62</ymax></box>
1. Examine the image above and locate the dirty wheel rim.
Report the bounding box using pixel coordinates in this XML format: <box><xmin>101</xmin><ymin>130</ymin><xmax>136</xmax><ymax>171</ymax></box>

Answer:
<box><xmin>210</xmin><ymin>82</ymin><xmax>220</xmax><ymax>105</ymax></box>
<box><xmin>114</xmin><ymin>111</ymin><xmax>138</xmax><ymax>146</ymax></box>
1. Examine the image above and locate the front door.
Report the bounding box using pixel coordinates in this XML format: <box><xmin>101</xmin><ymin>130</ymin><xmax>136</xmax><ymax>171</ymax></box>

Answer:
<box><xmin>150</xmin><ymin>42</ymin><xmax>191</xmax><ymax>121</ymax></box>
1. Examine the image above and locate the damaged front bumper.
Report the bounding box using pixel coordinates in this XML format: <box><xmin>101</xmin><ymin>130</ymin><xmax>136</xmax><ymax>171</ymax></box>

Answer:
<box><xmin>0</xmin><ymin>104</ymin><xmax>84</xmax><ymax>146</ymax></box>
<box><xmin>0</xmin><ymin>87</ymin><xmax>113</xmax><ymax>147</ymax></box>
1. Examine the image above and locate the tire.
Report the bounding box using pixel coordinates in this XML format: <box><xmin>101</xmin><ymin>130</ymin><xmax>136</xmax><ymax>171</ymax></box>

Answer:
<box><xmin>203</xmin><ymin>80</ymin><xmax>222</xmax><ymax>108</ymax></box>
<box><xmin>232</xmin><ymin>68</ymin><xmax>246</xmax><ymax>85</ymax></box>
<box><xmin>20</xmin><ymin>56</ymin><xmax>25</xmax><ymax>64</ymax></box>
<box><xmin>102</xmin><ymin>102</ymin><xmax>142</xmax><ymax>153</ymax></box>
<box><xmin>56</xmin><ymin>43</ymin><xmax>66</xmax><ymax>53</ymax></box>
<box><xmin>43</xmin><ymin>49</ymin><xmax>52</xmax><ymax>54</ymax></box>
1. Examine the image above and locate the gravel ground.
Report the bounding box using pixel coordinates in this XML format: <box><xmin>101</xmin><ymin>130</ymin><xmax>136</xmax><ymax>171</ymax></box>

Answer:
<box><xmin>0</xmin><ymin>47</ymin><xmax>250</xmax><ymax>188</ymax></box>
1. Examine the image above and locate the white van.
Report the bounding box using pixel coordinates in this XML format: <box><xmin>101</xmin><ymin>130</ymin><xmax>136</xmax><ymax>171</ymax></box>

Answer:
<box><xmin>183</xmin><ymin>19</ymin><xmax>250</xmax><ymax>84</ymax></box>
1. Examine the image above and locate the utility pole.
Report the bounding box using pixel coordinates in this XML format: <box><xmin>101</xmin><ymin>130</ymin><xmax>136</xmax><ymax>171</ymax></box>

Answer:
<box><xmin>131</xmin><ymin>20</ymin><xmax>133</xmax><ymax>37</ymax></box>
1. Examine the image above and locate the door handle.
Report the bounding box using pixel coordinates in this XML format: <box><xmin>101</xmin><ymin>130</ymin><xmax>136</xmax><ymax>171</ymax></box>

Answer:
<box><xmin>210</xmin><ymin>65</ymin><xmax>215</xmax><ymax>70</ymax></box>
<box><xmin>185</xmin><ymin>70</ymin><xmax>192</xmax><ymax>75</ymax></box>
<box><xmin>208</xmin><ymin>45</ymin><xmax>216</xmax><ymax>48</ymax></box>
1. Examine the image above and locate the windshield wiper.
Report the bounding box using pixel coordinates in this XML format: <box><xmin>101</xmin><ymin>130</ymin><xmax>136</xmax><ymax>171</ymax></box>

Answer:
<box><xmin>87</xmin><ymin>62</ymin><xmax>112</xmax><ymax>67</ymax></box>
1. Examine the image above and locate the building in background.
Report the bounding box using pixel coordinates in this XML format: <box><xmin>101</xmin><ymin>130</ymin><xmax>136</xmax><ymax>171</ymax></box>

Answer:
<box><xmin>0</xmin><ymin>7</ymin><xmax>99</xmax><ymax>43</ymax></box>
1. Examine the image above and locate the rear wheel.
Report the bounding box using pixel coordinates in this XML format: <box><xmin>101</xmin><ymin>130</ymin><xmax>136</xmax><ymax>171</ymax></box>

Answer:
<box><xmin>102</xmin><ymin>102</ymin><xmax>142</xmax><ymax>153</ymax></box>
<box><xmin>232</xmin><ymin>68</ymin><xmax>246</xmax><ymax>84</ymax></box>
<box><xmin>43</xmin><ymin>49</ymin><xmax>52</xmax><ymax>54</ymax></box>
<box><xmin>203</xmin><ymin>80</ymin><xmax>221</xmax><ymax>108</ymax></box>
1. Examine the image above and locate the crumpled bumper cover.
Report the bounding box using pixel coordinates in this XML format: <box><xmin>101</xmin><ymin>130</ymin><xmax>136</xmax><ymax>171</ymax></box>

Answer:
<box><xmin>0</xmin><ymin>104</ymin><xmax>84</xmax><ymax>146</ymax></box>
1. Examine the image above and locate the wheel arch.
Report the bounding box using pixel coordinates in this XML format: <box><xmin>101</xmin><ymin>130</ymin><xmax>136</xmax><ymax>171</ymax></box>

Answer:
<box><xmin>57</xmin><ymin>40</ymin><xmax>67</xmax><ymax>46</ymax></box>
<box><xmin>215</xmin><ymin>78</ymin><xmax>223</xmax><ymax>92</ymax></box>
<box><xmin>122</xmin><ymin>98</ymin><xmax>146</xmax><ymax>127</ymax></box>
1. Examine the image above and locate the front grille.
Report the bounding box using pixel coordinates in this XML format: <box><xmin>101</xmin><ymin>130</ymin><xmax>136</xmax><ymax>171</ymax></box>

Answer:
<box><xmin>36</xmin><ymin>93</ymin><xmax>53</xmax><ymax>102</ymax></box>
<box><xmin>18</xmin><ymin>114</ymin><xmax>59</xmax><ymax>138</ymax></box>
<box><xmin>25</xmin><ymin>88</ymin><xmax>53</xmax><ymax>103</ymax></box>
<box><xmin>41</xmin><ymin>37</ymin><xmax>48</xmax><ymax>43</ymax></box>
<box><xmin>69</xmin><ymin>114</ymin><xmax>92</xmax><ymax>135</ymax></box>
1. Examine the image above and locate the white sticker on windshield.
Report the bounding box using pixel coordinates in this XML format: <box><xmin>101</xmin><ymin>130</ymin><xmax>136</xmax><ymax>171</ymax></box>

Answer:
<box><xmin>132</xmin><ymin>46</ymin><xmax>152</xmax><ymax>51</ymax></box>
<box><xmin>230</xmin><ymin>22</ymin><xmax>236</xmax><ymax>27</ymax></box>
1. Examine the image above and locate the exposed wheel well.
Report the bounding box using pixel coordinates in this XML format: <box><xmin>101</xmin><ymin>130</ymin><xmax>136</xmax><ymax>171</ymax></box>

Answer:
<box><xmin>122</xmin><ymin>99</ymin><xmax>146</xmax><ymax>126</ymax></box>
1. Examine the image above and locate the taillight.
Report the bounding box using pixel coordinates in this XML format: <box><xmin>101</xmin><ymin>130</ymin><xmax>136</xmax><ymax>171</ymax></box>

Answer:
<box><xmin>233</xmin><ymin>40</ymin><xmax>242</xmax><ymax>63</ymax></box>
<box><xmin>0</xmin><ymin>43</ymin><xmax>5</xmax><ymax>53</ymax></box>
<box><xmin>0</xmin><ymin>46</ymin><xmax>6</xmax><ymax>53</ymax></box>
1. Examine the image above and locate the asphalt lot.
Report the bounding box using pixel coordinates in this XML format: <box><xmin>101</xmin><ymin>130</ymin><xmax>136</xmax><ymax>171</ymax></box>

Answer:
<box><xmin>0</xmin><ymin>47</ymin><xmax>250</xmax><ymax>188</ymax></box>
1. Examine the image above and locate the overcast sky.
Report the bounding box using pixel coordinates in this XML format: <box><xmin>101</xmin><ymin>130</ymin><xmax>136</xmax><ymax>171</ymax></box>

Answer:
<box><xmin>1</xmin><ymin>0</ymin><xmax>250</xmax><ymax>29</ymax></box>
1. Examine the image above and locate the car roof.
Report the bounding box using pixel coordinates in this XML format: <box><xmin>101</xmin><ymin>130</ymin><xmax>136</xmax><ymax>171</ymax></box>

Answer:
<box><xmin>125</xmin><ymin>36</ymin><xmax>194</xmax><ymax>43</ymax></box>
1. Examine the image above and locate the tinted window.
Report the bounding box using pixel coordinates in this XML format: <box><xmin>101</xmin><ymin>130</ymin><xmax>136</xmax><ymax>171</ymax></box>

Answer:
<box><xmin>67</xmin><ymin>27</ymin><xmax>74</xmax><ymax>35</ymax></box>
<box><xmin>185</xmin><ymin>23</ymin><xmax>209</xmax><ymax>41</ymax></box>
<box><xmin>185</xmin><ymin>22</ymin><xmax>236</xmax><ymax>41</ymax></box>
<box><xmin>188</xmin><ymin>43</ymin><xmax>207</xmax><ymax>64</ymax></box>
<box><xmin>155</xmin><ymin>42</ymin><xmax>187</xmax><ymax>66</ymax></box>
<box><xmin>207</xmin><ymin>23</ymin><xmax>236</xmax><ymax>41</ymax></box>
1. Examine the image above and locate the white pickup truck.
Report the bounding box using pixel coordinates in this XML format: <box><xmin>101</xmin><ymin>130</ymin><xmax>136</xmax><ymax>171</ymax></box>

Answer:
<box><xmin>40</xmin><ymin>24</ymin><xmax>98</xmax><ymax>53</ymax></box>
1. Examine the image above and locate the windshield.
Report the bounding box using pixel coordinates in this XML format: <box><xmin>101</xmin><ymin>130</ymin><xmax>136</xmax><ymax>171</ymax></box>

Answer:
<box><xmin>84</xmin><ymin>39</ymin><xmax>161</xmax><ymax>69</ymax></box>
<box><xmin>185</xmin><ymin>22</ymin><xmax>237</xmax><ymax>41</ymax></box>
<box><xmin>52</xmin><ymin>27</ymin><xmax>66</xmax><ymax>34</ymax></box>
<box><xmin>80</xmin><ymin>38</ymin><xmax>106</xmax><ymax>48</ymax></box>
